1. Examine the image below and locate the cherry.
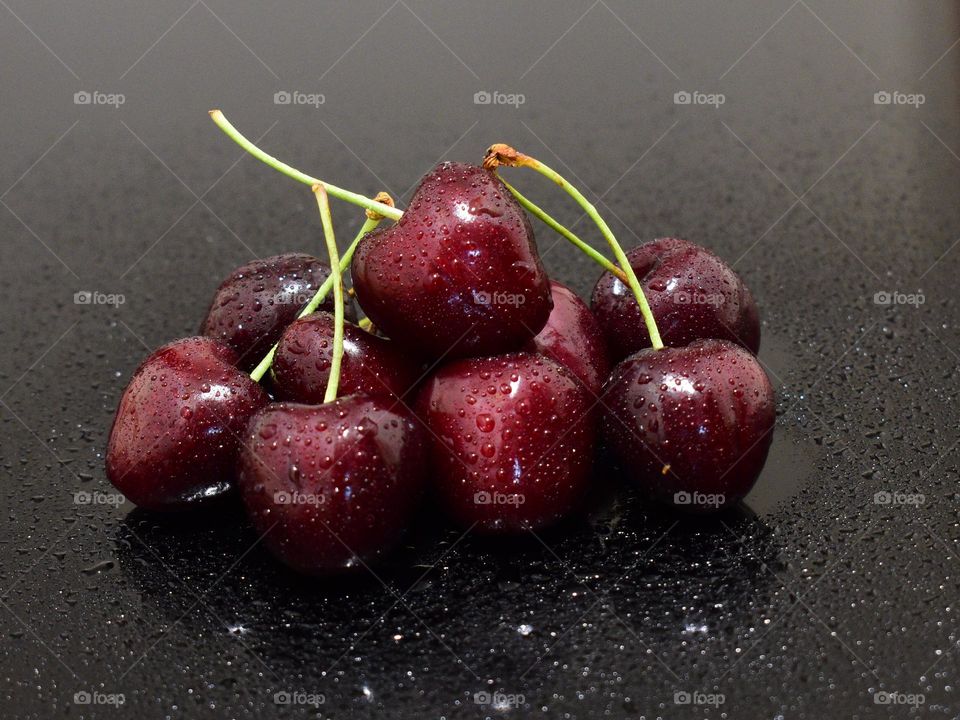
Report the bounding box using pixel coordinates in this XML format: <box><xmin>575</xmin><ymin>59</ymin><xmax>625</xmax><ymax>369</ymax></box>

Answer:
<box><xmin>271</xmin><ymin>311</ymin><xmax>421</xmax><ymax>404</ymax></box>
<box><xmin>591</xmin><ymin>238</ymin><xmax>760</xmax><ymax>361</ymax></box>
<box><xmin>200</xmin><ymin>253</ymin><xmax>348</xmax><ymax>371</ymax></box>
<box><xmin>416</xmin><ymin>352</ymin><xmax>596</xmax><ymax>533</ymax></box>
<box><xmin>602</xmin><ymin>339</ymin><xmax>774</xmax><ymax>512</ymax></box>
<box><xmin>106</xmin><ymin>336</ymin><xmax>270</xmax><ymax>510</ymax></box>
<box><xmin>528</xmin><ymin>280</ymin><xmax>610</xmax><ymax>396</ymax></box>
<box><xmin>236</xmin><ymin>397</ymin><xmax>427</xmax><ymax>574</ymax></box>
<box><xmin>351</xmin><ymin>162</ymin><xmax>553</xmax><ymax>360</ymax></box>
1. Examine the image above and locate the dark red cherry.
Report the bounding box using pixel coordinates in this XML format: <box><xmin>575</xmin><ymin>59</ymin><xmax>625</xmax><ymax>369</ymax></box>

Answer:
<box><xmin>416</xmin><ymin>352</ymin><xmax>596</xmax><ymax>533</ymax></box>
<box><xmin>591</xmin><ymin>238</ymin><xmax>760</xmax><ymax>361</ymax></box>
<box><xmin>200</xmin><ymin>253</ymin><xmax>346</xmax><ymax>371</ymax></box>
<box><xmin>106</xmin><ymin>337</ymin><xmax>269</xmax><ymax>510</ymax></box>
<box><xmin>236</xmin><ymin>397</ymin><xmax>427</xmax><ymax>575</ymax></box>
<box><xmin>351</xmin><ymin>162</ymin><xmax>553</xmax><ymax>360</ymax></box>
<box><xmin>528</xmin><ymin>280</ymin><xmax>610</xmax><ymax>396</ymax></box>
<box><xmin>271</xmin><ymin>312</ymin><xmax>421</xmax><ymax>404</ymax></box>
<box><xmin>602</xmin><ymin>339</ymin><xmax>775</xmax><ymax>512</ymax></box>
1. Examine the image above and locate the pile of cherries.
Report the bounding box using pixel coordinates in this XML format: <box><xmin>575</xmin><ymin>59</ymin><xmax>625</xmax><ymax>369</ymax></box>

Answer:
<box><xmin>105</xmin><ymin>113</ymin><xmax>775</xmax><ymax>576</ymax></box>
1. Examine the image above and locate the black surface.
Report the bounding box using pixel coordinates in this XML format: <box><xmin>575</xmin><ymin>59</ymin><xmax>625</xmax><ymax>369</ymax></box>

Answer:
<box><xmin>2</xmin><ymin>2</ymin><xmax>959</xmax><ymax>718</ymax></box>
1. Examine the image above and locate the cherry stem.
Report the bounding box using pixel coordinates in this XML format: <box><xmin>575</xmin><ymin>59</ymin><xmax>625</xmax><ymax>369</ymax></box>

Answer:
<box><xmin>496</xmin><ymin>176</ymin><xmax>628</xmax><ymax>284</ymax></box>
<box><xmin>209</xmin><ymin>110</ymin><xmax>639</xmax><ymax>288</ymax></box>
<box><xmin>311</xmin><ymin>185</ymin><xmax>345</xmax><ymax>402</ymax></box>
<box><xmin>248</xmin><ymin>209</ymin><xmax>387</xmax><ymax>383</ymax></box>
<box><xmin>209</xmin><ymin>109</ymin><xmax>403</xmax><ymax>222</ymax></box>
<box><xmin>357</xmin><ymin>317</ymin><xmax>374</xmax><ymax>332</ymax></box>
<box><xmin>484</xmin><ymin>144</ymin><xmax>664</xmax><ymax>351</ymax></box>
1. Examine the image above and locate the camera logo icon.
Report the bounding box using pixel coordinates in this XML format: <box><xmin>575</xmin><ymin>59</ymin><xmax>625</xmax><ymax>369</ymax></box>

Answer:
<box><xmin>74</xmin><ymin>91</ymin><xmax>92</xmax><ymax>105</ymax></box>
<box><xmin>674</xmin><ymin>491</ymin><xmax>691</xmax><ymax>505</ymax></box>
<box><xmin>274</xmin><ymin>91</ymin><xmax>292</xmax><ymax>105</ymax></box>
<box><xmin>474</xmin><ymin>91</ymin><xmax>492</xmax><ymax>105</ymax></box>
<box><xmin>74</xmin><ymin>691</ymin><xmax>92</xmax><ymax>704</ymax></box>
<box><xmin>674</xmin><ymin>91</ymin><xmax>692</xmax><ymax>105</ymax></box>
<box><xmin>74</xmin><ymin>290</ymin><xmax>93</xmax><ymax>304</ymax></box>
<box><xmin>874</xmin><ymin>90</ymin><xmax>892</xmax><ymax>105</ymax></box>
<box><xmin>674</xmin><ymin>691</ymin><xmax>691</xmax><ymax>704</ymax></box>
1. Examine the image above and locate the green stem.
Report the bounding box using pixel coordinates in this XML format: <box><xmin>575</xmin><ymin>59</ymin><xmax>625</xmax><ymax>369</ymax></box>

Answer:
<box><xmin>312</xmin><ymin>186</ymin><xmax>345</xmax><ymax>403</ymax></box>
<box><xmin>210</xmin><ymin>110</ymin><xmax>635</xmax><ymax>290</ymax></box>
<box><xmin>486</xmin><ymin>145</ymin><xmax>664</xmax><ymax>351</ymax></box>
<box><xmin>497</xmin><ymin>176</ymin><xmax>628</xmax><ymax>284</ymax></box>
<box><xmin>248</xmin><ymin>215</ymin><xmax>382</xmax><ymax>383</ymax></box>
<box><xmin>209</xmin><ymin>109</ymin><xmax>403</xmax><ymax>222</ymax></box>
<box><xmin>304</xmin><ymin>214</ymin><xmax>379</xmax><ymax>319</ymax></box>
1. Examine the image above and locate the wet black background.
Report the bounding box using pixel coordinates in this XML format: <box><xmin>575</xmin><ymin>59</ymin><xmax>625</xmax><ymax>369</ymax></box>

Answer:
<box><xmin>1</xmin><ymin>1</ymin><xmax>959</xmax><ymax>718</ymax></box>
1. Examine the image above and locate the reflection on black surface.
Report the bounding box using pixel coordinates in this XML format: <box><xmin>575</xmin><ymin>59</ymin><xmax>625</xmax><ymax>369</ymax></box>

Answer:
<box><xmin>113</xmin><ymin>464</ymin><xmax>784</xmax><ymax>706</ymax></box>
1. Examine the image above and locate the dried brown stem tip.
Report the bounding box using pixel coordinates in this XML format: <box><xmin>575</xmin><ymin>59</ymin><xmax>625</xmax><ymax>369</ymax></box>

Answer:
<box><xmin>366</xmin><ymin>191</ymin><xmax>395</xmax><ymax>220</ymax></box>
<box><xmin>483</xmin><ymin>143</ymin><xmax>525</xmax><ymax>170</ymax></box>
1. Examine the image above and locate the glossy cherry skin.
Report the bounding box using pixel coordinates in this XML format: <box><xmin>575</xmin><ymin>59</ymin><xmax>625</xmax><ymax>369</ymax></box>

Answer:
<box><xmin>106</xmin><ymin>337</ymin><xmax>270</xmax><ymax>510</ymax></box>
<box><xmin>236</xmin><ymin>397</ymin><xmax>427</xmax><ymax>575</ymax></box>
<box><xmin>591</xmin><ymin>238</ymin><xmax>760</xmax><ymax>362</ymax></box>
<box><xmin>351</xmin><ymin>162</ymin><xmax>553</xmax><ymax>360</ymax></box>
<box><xmin>602</xmin><ymin>339</ymin><xmax>775</xmax><ymax>512</ymax></box>
<box><xmin>416</xmin><ymin>352</ymin><xmax>596</xmax><ymax>533</ymax></box>
<box><xmin>528</xmin><ymin>280</ymin><xmax>610</xmax><ymax>396</ymax></box>
<box><xmin>271</xmin><ymin>312</ymin><xmax>421</xmax><ymax>405</ymax></box>
<box><xmin>200</xmin><ymin>253</ymin><xmax>342</xmax><ymax>371</ymax></box>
